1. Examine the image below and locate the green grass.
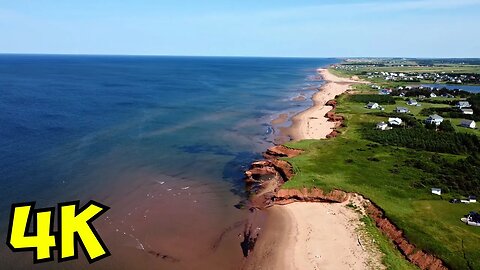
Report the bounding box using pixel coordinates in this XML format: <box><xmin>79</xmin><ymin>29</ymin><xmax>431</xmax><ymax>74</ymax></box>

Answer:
<box><xmin>283</xmin><ymin>92</ymin><xmax>480</xmax><ymax>270</ymax></box>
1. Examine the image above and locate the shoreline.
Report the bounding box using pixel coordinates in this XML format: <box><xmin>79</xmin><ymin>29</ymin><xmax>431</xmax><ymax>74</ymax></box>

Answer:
<box><xmin>282</xmin><ymin>68</ymin><xmax>364</xmax><ymax>140</ymax></box>
<box><xmin>247</xmin><ymin>68</ymin><xmax>381</xmax><ymax>269</ymax></box>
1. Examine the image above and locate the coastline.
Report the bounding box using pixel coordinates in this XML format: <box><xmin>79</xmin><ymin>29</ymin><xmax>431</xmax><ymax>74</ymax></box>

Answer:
<box><xmin>248</xmin><ymin>68</ymin><xmax>382</xmax><ymax>269</ymax></box>
<box><xmin>282</xmin><ymin>68</ymin><xmax>363</xmax><ymax>140</ymax></box>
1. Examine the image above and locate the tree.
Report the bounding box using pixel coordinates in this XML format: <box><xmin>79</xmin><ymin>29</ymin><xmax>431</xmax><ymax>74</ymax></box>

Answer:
<box><xmin>439</xmin><ymin>120</ymin><xmax>455</xmax><ymax>132</ymax></box>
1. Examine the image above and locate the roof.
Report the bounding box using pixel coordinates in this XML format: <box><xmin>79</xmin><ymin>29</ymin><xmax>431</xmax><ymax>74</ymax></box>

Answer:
<box><xmin>367</xmin><ymin>102</ymin><xmax>378</xmax><ymax>106</ymax></box>
<box><xmin>396</xmin><ymin>107</ymin><xmax>408</xmax><ymax>111</ymax></box>
<box><xmin>429</xmin><ymin>114</ymin><xmax>443</xmax><ymax>120</ymax></box>
<box><xmin>462</xmin><ymin>109</ymin><xmax>474</xmax><ymax>112</ymax></box>
<box><xmin>461</xmin><ymin>119</ymin><xmax>475</xmax><ymax>125</ymax></box>
<box><xmin>458</xmin><ymin>101</ymin><xmax>470</xmax><ymax>105</ymax></box>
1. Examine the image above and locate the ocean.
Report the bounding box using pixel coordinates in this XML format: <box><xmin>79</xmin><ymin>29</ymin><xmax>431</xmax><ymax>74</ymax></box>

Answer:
<box><xmin>0</xmin><ymin>55</ymin><xmax>336</xmax><ymax>269</ymax></box>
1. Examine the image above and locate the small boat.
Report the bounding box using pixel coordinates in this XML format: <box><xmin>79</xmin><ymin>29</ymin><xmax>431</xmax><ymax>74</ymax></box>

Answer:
<box><xmin>461</xmin><ymin>212</ymin><xmax>480</xmax><ymax>227</ymax></box>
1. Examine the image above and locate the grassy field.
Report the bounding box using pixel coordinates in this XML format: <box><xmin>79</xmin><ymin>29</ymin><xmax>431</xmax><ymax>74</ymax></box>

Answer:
<box><xmin>282</xmin><ymin>85</ymin><xmax>480</xmax><ymax>269</ymax></box>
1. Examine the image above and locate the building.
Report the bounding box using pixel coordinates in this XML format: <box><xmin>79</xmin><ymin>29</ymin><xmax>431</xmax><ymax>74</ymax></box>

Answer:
<box><xmin>366</xmin><ymin>102</ymin><xmax>379</xmax><ymax>109</ymax></box>
<box><xmin>431</xmin><ymin>188</ymin><xmax>442</xmax><ymax>196</ymax></box>
<box><xmin>456</xmin><ymin>101</ymin><xmax>471</xmax><ymax>108</ymax></box>
<box><xmin>396</xmin><ymin>107</ymin><xmax>409</xmax><ymax>113</ymax></box>
<box><xmin>460</xmin><ymin>119</ymin><xmax>476</xmax><ymax>129</ymax></box>
<box><xmin>407</xmin><ymin>99</ymin><xmax>418</xmax><ymax>106</ymax></box>
<box><xmin>469</xmin><ymin>196</ymin><xmax>477</xmax><ymax>203</ymax></box>
<box><xmin>461</xmin><ymin>109</ymin><xmax>474</xmax><ymax>115</ymax></box>
<box><xmin>388</xmin><ymin>117</ymin><xmax>403</xmax><ymax>126</ymax></box>
<box><xmin>425</xmin><ymin>114</ymin><xmax>444</xmax><ymax>126</ymax></box>
<box><xmin>430</xmin><ymin>93</ymin><xmax>437</xmax><ymax>98</ymax></box>
<box><xmin>376</xmin><ymin>122</ymin><xmax>389</xmax><ymax>130</ymax></box>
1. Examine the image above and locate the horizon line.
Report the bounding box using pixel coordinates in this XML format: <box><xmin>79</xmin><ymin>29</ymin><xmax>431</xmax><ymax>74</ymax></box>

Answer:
<box><xmin>0</xmin><ymin>52</ymin><xmax>479</xmax><ymax>60</ymax></box>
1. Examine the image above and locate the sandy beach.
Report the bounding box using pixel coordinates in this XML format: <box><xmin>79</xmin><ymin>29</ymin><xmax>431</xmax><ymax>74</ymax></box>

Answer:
<box><xmin>284</xmin><ymin>68</ymin><xmax>363</xmax><ymax>140</ymax></box>
<box><xmin>246</xmin><ymin>200</ymin><xmax>384</xmax><ymax>270</ymax></box>
<box><xmin>245</xmin><ymin>68</ymin><xmax>381</xmax><ymax>270</ymax></box>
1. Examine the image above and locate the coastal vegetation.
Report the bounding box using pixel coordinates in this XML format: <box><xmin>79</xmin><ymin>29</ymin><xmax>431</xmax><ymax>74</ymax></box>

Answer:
<box><xmin>282</xmin><ymin>66</ymin><xmax>480</xmax><ymax>269</ymax></box>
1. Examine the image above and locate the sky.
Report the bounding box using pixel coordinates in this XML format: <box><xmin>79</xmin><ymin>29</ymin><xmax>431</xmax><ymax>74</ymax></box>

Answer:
<box><xmin>0</xmin><ymin>0</ymin><xmax>479</xmax><ymax>58</ymax></box>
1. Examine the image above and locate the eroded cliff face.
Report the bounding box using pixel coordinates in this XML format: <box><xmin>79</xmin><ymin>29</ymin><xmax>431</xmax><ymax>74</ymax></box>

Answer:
<box><xmin>244</xmin><ymin>145</ymin><xmax>302</xmax><ymax>209</ymax></box>
<box><xmin>365</xmin><ymin>202</ymin><xmax>448</xmax><ymax>270</ymax></box>
<box><xmin>274</xmin><ymin>188</ymin><xmax>349</xmax><ymax>204</ymax></box>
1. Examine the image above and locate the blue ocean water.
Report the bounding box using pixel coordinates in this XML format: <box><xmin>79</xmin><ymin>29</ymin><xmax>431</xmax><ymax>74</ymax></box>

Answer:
<box><xmin>0</xmin><ymin>55</ymin><xmax>336</xmax><ymax>268</ymax></box>
<box><xmin>421</xmin><ymin>83</ymin><xmax>480</xmax><ymax>93</ymax></box>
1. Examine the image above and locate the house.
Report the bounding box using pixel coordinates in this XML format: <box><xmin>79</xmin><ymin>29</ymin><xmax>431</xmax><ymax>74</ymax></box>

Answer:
<box><xmin>366</xmin><ymin>102</ymin><xmax>379</xmax><ymax>109</ymax></box>
<box><xmin>461</xmin><ymin>109</ymin><xmax>474</xmax><ymax>115</ymax></box>
<box><xmin>418</xmin><ymin>95</ymin><xmax>426</xmax><ymax>99</ymax></box>
<box><xmin>430</xmin><ymin>93</ymin><xmax>437</xmax><ymax>98</ymax></box>
<box><xmin>399</xmin><ymin>92</ymin><xmax>406</xmax><ymax>97</ymax></box>
<box><xmin>396</xmin><ymin>107</ymin><xmax>409</xmax><ymax>113</ymax></box>
<box><xmin>376</xmin><ymin>122</ymin><xmax>389</xmax><ymax>130</ymax></box>
<box><xmin>376</xmin><ymin>122</ymin><xmax>388</xmax><ymax>130</ymax></box>
<box><xmin>425</xmin><ymin>114</ymin><xmax>444</xmax><ymax>125</ymax></box>
<box><xmin>431</xmin><ymin>188</ymin><xmax>442</xmax><ymax>196</ymax></box>
<box><xmin>460</xmin><ymin>119</ymin><xmax>476</xmax><ymax>129</ymax></box>
<box><xmin>388</xmin><ymin>117</ymin><xmax>403</xmax><ymax>126</ymax></box>
<box><xmin>407</xmin><ymin>99</ymin><xmax>418</xmax><ymax>106</ymax></box>
<box><xmin>456</xmin><ymin>101</ymin><xmax>471</xmax><ymax>108</ymax></box>
<box><xmin>469</xmin><ymin>196</ymin><xmax>477</xmax><ymax>203</ymax></box>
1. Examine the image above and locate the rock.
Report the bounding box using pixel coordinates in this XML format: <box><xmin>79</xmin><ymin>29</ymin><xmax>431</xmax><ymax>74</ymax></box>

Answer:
<box><xmin>326</xmin><ymin>130</ymin><xmax>341</xmax><ymax>138</ymax></box>
<box><xmin>263</xmin><ymin>145</ymin><xmax>302</xmax><ymax>159</ymax></box>
<box><xmin>325</xmin><ymin>99</ymin><xmax>337</xmax><ymax>108</ymax></box>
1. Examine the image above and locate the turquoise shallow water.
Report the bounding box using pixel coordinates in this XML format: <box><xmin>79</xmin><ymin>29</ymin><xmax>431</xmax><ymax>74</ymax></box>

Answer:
<box><xmin>0</xmin><ymin>55</ymin><xmax>336</xmax><ymax>268</ymax></box>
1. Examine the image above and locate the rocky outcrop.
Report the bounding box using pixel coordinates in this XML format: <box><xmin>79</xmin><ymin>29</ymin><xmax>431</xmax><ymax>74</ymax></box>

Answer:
<box><xmin>325</xmin><ymin>99</ymin><xmax>338</xmax><ymax>108</ymax></box>
<box><xmin>365</xmin><ymin>202</ymin><xmax>448</xmax><ymax>270</ymax></box>
<box><xmin>274</xmin><ymin>188</ymin><xmax>349</xmax><ymax>204</ymax></box>
<box><xmin>326</xmin><ymin>130</ymin><xmax>341</xmax><ymax>139</ymax></box>
<box><xmin>263</xmin><ymin>145</ymin><xmax>303</xmax><ymax>160</ymax></box>
<box><xmin>244</xmin><ymin>146</ymin><xmax>302</xmax><ymax>209</ymax></box>
<box><xmin>325</xmin><ymin>111</ymin><xmax>344</xmax><ymax>122</ymax></box>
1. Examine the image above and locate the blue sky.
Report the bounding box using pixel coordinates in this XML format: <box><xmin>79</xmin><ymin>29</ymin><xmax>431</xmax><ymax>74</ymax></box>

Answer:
<box><xmin>0</xmin><ymin>0</ymin><xmax>479</xmax><ymax>57</ymax></box>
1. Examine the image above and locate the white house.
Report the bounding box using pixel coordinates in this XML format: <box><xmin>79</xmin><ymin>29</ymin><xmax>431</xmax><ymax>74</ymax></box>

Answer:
<box><xmin>461</xmin><ymin>109</ymin><xmax>474</xmax><ymax>115</ymax></box>
<box><xmin>460</xmin><ymin>119</ymin><xmax>476</xmax><ymax>129</ymax></box>
<box><xmin>431</xmin><ymin>188</ymin><xmax>442</xmax><ymax>196</ymax></box>
<box><xmin>388</xmin><ymin>117</ymin><xmax>403</xmax><ymax>126</ymax></box>
<box><xmin>376</xmin><ymin>122</ymin><xmax>389</xmax><ymax>130</ymax></box>
<box><xmin>366</xmin><ymin>102</ymin><xmax>379</xmax><ymax>109</ymax></box>
<box><xmin>407</xmin><ymin>99</ymin><xmax>418</xmax><ymax>106</ymax></box>
<box><xmin>469</xmin><ymin>196</ymin><xmax>477</xmax><ymax>203</ymax></box>
<box><xmin>396</xmin><ymin>107</ymin><xmax>409</xmax><ymax>113</ymax></box>
<box><xmin>430</xmin><ymin>93</ymin><xmax>437</xmax><ymax>98</ymax></box>
<box><xmin>456</xmin><ymin>101</ymin><xmax>471</xmax><ymax>108</ymax></box>
<box><xmin>425</xmin><ymin>114</ymin><xmax>444</xmax><ymax>126</ymax></box>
